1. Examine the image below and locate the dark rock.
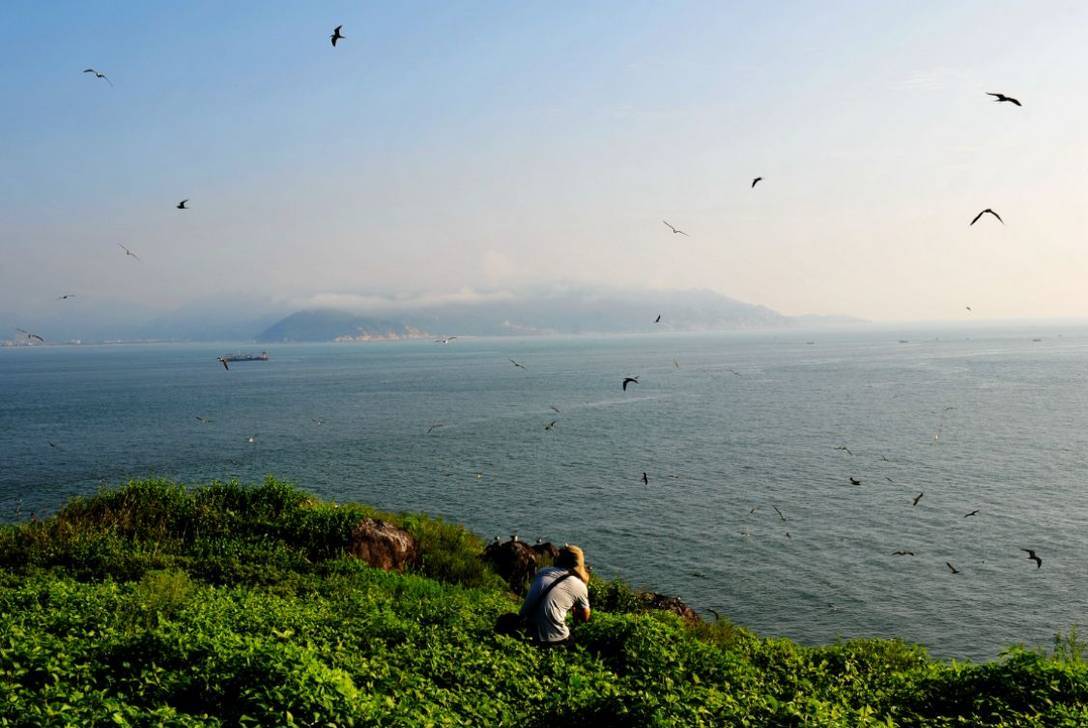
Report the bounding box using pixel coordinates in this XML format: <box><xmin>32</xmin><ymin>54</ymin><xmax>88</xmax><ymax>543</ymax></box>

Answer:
<box><xmin>347</xmin><ymin>518</ymin><xmax>419</xmax><ymax>571</ymax></box>
<box><xmin>483</xmin><ymin>539</ymin><xmax>558</xmax><ymax>594</ymax></box>
<box><xmin>639</xmin><ymin>592</ymin><xmax>700</xmax><ymax>624</ymax></box>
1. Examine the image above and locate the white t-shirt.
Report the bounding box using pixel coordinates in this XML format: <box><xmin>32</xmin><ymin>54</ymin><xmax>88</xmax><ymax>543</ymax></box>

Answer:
<box><xmin>520</xmin><ymin>566</ymin><xmax>590</xmax><ymax>643</ymax></box>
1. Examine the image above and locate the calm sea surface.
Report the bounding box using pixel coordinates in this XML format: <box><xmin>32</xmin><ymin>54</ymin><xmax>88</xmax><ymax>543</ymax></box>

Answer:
<box><xmin>2</xmin><ymin>328</ymin><xmax>1086</xmax><ymax>660</ymax></box>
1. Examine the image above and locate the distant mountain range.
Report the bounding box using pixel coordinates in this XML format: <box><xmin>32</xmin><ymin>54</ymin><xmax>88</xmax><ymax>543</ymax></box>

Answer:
<box><xmin>256</xmin><ymin>289</ymin><xmax>864</xmax><ymax>343</ymax></box>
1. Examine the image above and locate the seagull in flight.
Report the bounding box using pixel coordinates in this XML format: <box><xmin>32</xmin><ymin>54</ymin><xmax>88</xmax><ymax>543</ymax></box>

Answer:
<box><xmin>986</xmin><ymin>92</ymin><xmax>1021</xmax><ymax>107</ymax></box>
<box><xmin>1020</xmin><ymin>548</ymin><xmax>1042</xmax><ymax>568</ymax></box>
<box><xmin>964</xmin><ymin>510</ymin><xmax>979</xmax><ymax>518</ymax></box>
<box><xmin>57</xmin><ymin>294</ymin><xmax>76</xmax><ymax>301</ymax></box>
<box><xmin>772</xmin><ymin>505</ymin><xmax>787</xmax><ymax>522</ymax></box>
<box><xmin>912</xmin><ymin>492</ymin><xmax>924</xmax><ymax>507</ymax></box>
<box><xmin>891</xmin><ymin>550</ymin><xmax>915</xmax><ymax>556</ymax></box>
<box><xmin>195</xmin><ymin>416</ymin><xmax>212</xmax><ymax>424</ymax></box>
<box><xmin>622</xmin><ymin>376</ymin><xmax>639</xmax><ymax>391</ymax></box>
<box><xmin>641</xmin><ymin>472</ymin><xmax>649</xmax><ymax>485</ymax></box>
<box><xmin>751</xmin><ymin>177</ymin><xmax>763</xmax><ymax>188</ymax></box>
<box><xmin>83</xmin><ymin>68</ymin><xmax>112</xmax><ymax>86</ymax></box>
<box><xmin>544</xmin><ymin>420</ymin><xmax>558</xmax><ymax>431</ymax></box>
<box><xmin>970</xmin><ymin>208</ymin><xmax>1003</xmax><ymax>226</ymax></box>
<box><xmin>177</xmin><ymin>199</ymin><xmax>189</xmax><ymax>210</ymax></box>
<box><xmin>655</xmin><ymin>314</ymin><xmax>661</xmax><ymax>323</ymax></box>
<box><xmin>946</xmin><ymin>561</ymin><xmax>961</xmax><ymax>574</ymax></box>
<box><xmin>662</xmin><ymin>220</ymin><xmax>689</xmax><ymax>236</ymax></box>
<box><xmin>834</xmin><ymin>444</ymin><xmax>854</xmax><ymax>456</ymax></box>
<box><xmin>549</xmin><ymin>405</ymin><xmax>561</xmax><ymax>414</ymax></box>
<box><xmin>435</xmin><ymin>336</ymin><xmax>457</xmax><ymax>344</ymax></box>
<box><xmin>426</xmin><ymin>422</ymin><xmax>445</xmax><ymax>434</ymax></box>
<box><xmin>217</xmin><ymin>357</ymin><xmax>229</xmax><ymax>371</ymax></box>
<box><xmin>330</xmin><ymin>25</ymin><xmax>345</xmax><ymax>46</ymax></box>
<box><xmin>508</xmin><ymin>358</ymin><xmax>527</xmax><ymax>369</ymax></box>
<box><xmin>849</xmin><ymin>477</ymin><xmax>861</xmax><ymax>485</ymax></box>
<box><xmin>118</xmin><ymin>243</ymin><xmax>141</xmax><ymax>261</ymax></box>
<box><xmin>16</xmin><ymin>329</ymin><xmax>45</xmax><ymax>342</ymax></box>
<box><xmin>966</xmin><ymin>306</ymin><xmax>972</xmax><ymax>312</ymax></box>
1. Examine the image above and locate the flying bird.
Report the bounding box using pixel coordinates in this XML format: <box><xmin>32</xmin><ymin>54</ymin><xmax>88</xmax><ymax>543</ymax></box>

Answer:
<box><xmin>195</xmin><ymin>416</ymin><xmax>212</xmax><ymax>424</ymax></box>
<box><xmin>966</xmin><ymin>306</ymin><xmax>972</xmax><ymax>312</ymax></box>
<box><xmin>549</xmin><ymin>405</ymin><xmax>561</xmax><ymax>414</ymax></box>
<box><xmin>177</xmin><ymin>199</ymin><xmax>189</xmax><ymax>210</ymax></box>
<box><xmin>885</xmin><ymin>477</ymin><xmax>894</xmax><ymax>483</ymax></box>
<box><xmin>622</xmin><ymin>376</ymin><xmax>639</xmax><ymax>391</ymax></box>
<box><xmin>986</xmin><ymin>92</ymin><xmax>1021</xmax><ymax>107</ymax></box>
<box><xmin>964</xmin><ymin>510</ymin><xmax>979</xmax><ymax>518</ymax></box>
<box><xmin>912</xmin><ymin>492</ymin><xmax>924</xmax><ymax>506</ymax></box>
<box><xmin>82</xmin><ymin>68</ymin><xmax>112</xmax><ymax>86</ymax></box>
<box><xmin>1020</xmin><ymin>548</ymin><xmax>1042</xmax><ymax>568</ymax></box>
<box><xmin>655</xmin><ymin>314</ymin><xmax>661</xmax><ymax>323</ymax></box>
<box><xmin>544</xmin><ymin>420</ymin><xmax>558</xmax><ymax>431</ymax></box>
<box><xmin>330</xmin><ymin>25</ymin><xmax>345</xmax><ymax>46</ymax></box>
<box><xmin>891</xmin><ymin>550</ymin><xmax>915</xmax><ymax>556</ymax></box>
<box><xmin>118</xmin><ymin>243</ymin><xmax>141</xmax><ymax>261</ymax></box>
<box><xmin>751</xmin><ymin>177</ymin><xmax>763</xmax><ymax>188</ymax></box>
<box><xmin>834</xmin><ymin>445</ymin><xmax>854</xmax><ymax>456</ymax></box>
<box><xmin>849</xmin><ymin>477</ymin><xmax>861</xmax><ymax>485</ymax></box>
<box><xmin>435</xmin><ymin>336</ymin><xmax>457</xmax><ymax>344</ymax></box>
<box><xmin>16</xmin><ymin>329</ymin><xmax>44</xmax><ymax>343</ymax></box>
<box><xmin>673</xmin><ymin>359</ymin><xmax>680</xmax><ymax>369</ymax></box>
<box><xmin>426</xmin><ymin>422</ymin><xmax>445</xmax><ymax>434</ymax></box>
<box><xmin>946</xmin><ymin>562</ymin><xmax>961</xmax><ymax>574</ymax></box>
<box><xmin>48</xmin><ymin>441</ymin><xmax>60</xmax><ymax>449</ymax></box>
<box><xmin>662</xmin><ymin>220</ymin><xmax>689</xmax><ymax>236</ymax></box>
<box><xmin>246</xmin><ymin>435</ymin><xmax>256</xmax><ymax>444</ymax></box>
<box><xmin>641</xmin><ymin>472</ymin><xmax>649</xmax><ymax>485</ymax></box>
<box><xmin>970</xmin><ymin>208</ymin><xmax>1003</xmax><ymax>226</ymax></box>
<box><xmin>217</xmin><ymin>357</ymin><xmax>229</xmax><ymax>371</ymax></box>
<box><xmin>508</xmin><ymin>358</ymin><xmax>527</xmax><ymax>369</ymax></box>
<box><xmin>772</xmin><ymin>505</ymin><xmax>787</xmax><ymax>522</ymax></box>
<box><xmin>726</xmin><ymin>368</ymin><xmax>742</xmax><ymax>377</ymax></box>
<box><xmin>57</xmin><ymin>294</ymin><xmax>76</xmax><ymax>300</ymax></box>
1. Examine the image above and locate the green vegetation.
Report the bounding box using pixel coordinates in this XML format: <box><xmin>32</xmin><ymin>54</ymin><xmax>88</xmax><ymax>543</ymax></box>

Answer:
<box><xmin>0</xmin><ymin>479</ymin><xmax>1084</xmax><ymax>726</ymax></box>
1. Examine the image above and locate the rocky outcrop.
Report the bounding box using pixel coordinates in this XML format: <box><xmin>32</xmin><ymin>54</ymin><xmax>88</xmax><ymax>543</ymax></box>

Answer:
<box><xmin>347</xmin><ymin>518</ymin><xmax>419</xmax><ymax>571</ymax></box>
<box><xmin>639</xmin><ymin>592</ymin><xmax>700</xmax><ymax>624</ymax></box>
<box><xmin>483</xmin><ymin>539</ymin><xmax>559</xmax><ymax>594</ymax></box>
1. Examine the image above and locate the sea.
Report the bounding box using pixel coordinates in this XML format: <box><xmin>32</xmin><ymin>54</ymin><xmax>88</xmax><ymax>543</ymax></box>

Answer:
<box><xmin>2</xmin><ymin>326</ymin><xmax>1086</xmax><ymax>661</ymax></box>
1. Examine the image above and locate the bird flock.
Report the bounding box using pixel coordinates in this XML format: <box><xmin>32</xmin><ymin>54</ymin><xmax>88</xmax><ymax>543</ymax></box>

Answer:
<box><xmin>18</xmin><ymin>25</ymin><xmax>1045</xmax><ymax>587</ymax></box>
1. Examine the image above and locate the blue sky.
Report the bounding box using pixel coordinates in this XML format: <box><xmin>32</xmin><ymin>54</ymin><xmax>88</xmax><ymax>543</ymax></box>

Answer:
<box><xmin>2</xmin><ymin>1</ymin><xmax>1086</xmax><ymax>325</ymax></box>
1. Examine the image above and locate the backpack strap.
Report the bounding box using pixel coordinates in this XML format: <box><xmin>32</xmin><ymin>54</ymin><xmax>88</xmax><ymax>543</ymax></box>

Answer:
<box><xmin>526</xmin><ymin>570</ymin><xmax>573</xmax><ymax>616</ymax></box>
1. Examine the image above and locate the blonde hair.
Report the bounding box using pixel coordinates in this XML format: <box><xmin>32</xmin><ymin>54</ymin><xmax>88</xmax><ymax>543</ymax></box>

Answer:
<box><xmin>556</xmin><ymin>544</ymin><xmax>590</xmax><ymax>584</ymax></box>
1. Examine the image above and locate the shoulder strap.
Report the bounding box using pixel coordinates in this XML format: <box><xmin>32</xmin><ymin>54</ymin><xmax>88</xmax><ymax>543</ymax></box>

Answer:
<box><xmin>528</xmin><ymin>570</ymin><xmax>573</xmax><ymax>615</ymax></box>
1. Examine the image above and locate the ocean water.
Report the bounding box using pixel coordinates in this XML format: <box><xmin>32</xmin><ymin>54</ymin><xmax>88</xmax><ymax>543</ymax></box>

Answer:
<box><xmin>2</xmin><ymin>328</ymin><xmax>1086</xmax><ymax>660</ymax></box>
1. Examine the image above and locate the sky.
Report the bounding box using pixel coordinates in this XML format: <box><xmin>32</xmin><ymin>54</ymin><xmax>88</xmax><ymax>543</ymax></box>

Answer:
<box><xmin>2</xmin><ymin>1</ymin><xmax>1087</xmax><ymax>326</ymax></box>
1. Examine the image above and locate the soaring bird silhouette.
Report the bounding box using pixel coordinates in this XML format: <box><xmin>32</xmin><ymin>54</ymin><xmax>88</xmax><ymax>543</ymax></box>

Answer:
<box><xmin>912</xmin><ymin>492</ymin><xmax>924</xmax><ymax>506</ymax></box>
<box><xmin>435</xmin><ymin>336</ymin><xmax>457</xmax><ymax>344</ymax></box>
<box><xmin>16</xmin><ymin>328</ymin><xmax>44</xmax><ymax>343</ymax></box>
<box><xmin>772</xmin><ymin>505</ymin><xmax>787</xmax><ymax>522</ymax></box>
<box><xmin>891</xmin><ymin>550</ymin><xmax>915</xmax><ymax>556</ymax></box>
<box><xmin>964</xmin><ymin>509</ymin><xmax>979</xmax><ymax>518</ymax></box>
<box><xmin>751</xmin><ymin>177</ymin><xmax>763</xmax><ymax>188</ymax></box>
<box><xmin>970</xmin><ymin>208</ymin><xmax>1003</xmax><ymax>226</ymax></box>
<box><xmin>544</xmin><ymin>420</ymin><xmax>558</xmax><ymax>431</ymax></box>
<box><xmin>195</xmin><ymin>416</ymin><xmax>212</xmax><ymax>424</ymax></box>
<box><xmin>662</xmin><ymin>220</ymin><xmax>689</xmax><ymax>236</ymax></box>
<box><xmin>330</xmin><ymin>25</ymin><xmax>345</xmax><ymax>46</ymax></box>
<box><xmin>57</xmin><ymin>294</ymin><xmax>76</xmax><ymax>300</ymax></box>
<box><xmin>426</xmin><ymin>422</ymin><xmax>445</xmax><ymax>434</ymax></box>
<box><xmin>622</xmin><ymin>376</ymin><xmax>639</xmax><ymax>391</ymax></box>
<box><xmin>508</xmin><ymin>358</ymin><xmax>527</xmax><ymax>369</ymax></box>
<box><xmin>655</xmin><ymin>314</ymin><xmax>661</xmax><ymax>323</ymax></box>
<box><xmin>549</xmin><ymin>405</ymin><xmax>561</xmax><ymax>414</ymax></box>
<box><xmin>177</xmin><ymin>199</ymin><xmax>189</xmax><ymax>210</ymax></box>
<box><xmin>966</xmin><ymin>306</ymin><xmax>972</xmax><ymax>312</ymax></box>
<box><xmin>217</xmin><ymin>357</ymin><xmax>229</xmax><ymax>371</ymax></box>
<box><xmin>946</xmin><ymin>562</ymin><xmax>961</xmax><ymax>574</ymax></box>
<box><xmin>834</xmin><ymin>444</ymin><xmax>854</xmax><ymax>456</ymax></box>
<box><xmin>849</xmin><ymin>477</ymin><xmax>861</xmax><ymax>485</ymax></box>
<box><xmin>118</xmin><ymin>243</ymin><xmax>141</xmax><ymax>261</ymax></box>
<box><xmin>1020</xmin><ymin>548</ymin><xmax>1042</xmax><ymax>568</ymax></box>
<box><xmin>986</xmin><ymin>92</ymin><xmax>1021</xmax><ymax>107</ymax></box>
<box><xmin>641</xmin><ymin>472</ymin><xmax>649</xmax><ymax>485</ymax></box>
<box><xmin>82</xmin><ymin>68</ymin><xmax>112</xmax><ymax>86</ymax></box>
<box><xmin>885</xmin><ymin>477</ymin><xmax>895</xmax><ymax>483</ymax></box>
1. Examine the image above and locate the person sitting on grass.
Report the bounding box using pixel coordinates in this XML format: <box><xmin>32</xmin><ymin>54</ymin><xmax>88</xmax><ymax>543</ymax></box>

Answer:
<box><xmin>519</xmin><ymin>544</ymin><xmax>591</xmax><ymax>646</ymax></box>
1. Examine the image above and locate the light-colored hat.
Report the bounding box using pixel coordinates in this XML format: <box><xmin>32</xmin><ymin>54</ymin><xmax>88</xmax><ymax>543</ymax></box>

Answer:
<box><xmin>556</xmin><ymin>544</ymin><xmax>590</xmax><ymax>584</ymax></box>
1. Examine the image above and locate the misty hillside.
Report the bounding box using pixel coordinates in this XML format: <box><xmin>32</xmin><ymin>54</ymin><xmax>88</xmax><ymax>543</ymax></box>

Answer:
<box><xmin>257</xmin><ymin>289</ymin><xmax>800</xmax><ymax>342</ymax></box>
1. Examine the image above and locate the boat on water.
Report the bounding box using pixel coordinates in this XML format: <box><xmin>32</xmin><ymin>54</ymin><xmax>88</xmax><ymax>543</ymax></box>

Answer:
<box><xmin>220</xmin><ymin>352</ymin><xmax>270</xmax><ymax>362</ymax></box>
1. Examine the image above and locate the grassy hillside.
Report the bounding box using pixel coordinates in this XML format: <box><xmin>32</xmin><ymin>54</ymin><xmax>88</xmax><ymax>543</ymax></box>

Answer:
<box><xmin>0</xmin><ymin>479</ymin><xmax>1085</xmax><ymax>726</ymax></box>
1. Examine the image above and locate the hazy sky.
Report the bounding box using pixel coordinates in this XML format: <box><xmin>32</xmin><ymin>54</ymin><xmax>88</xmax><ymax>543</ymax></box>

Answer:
<box><xmin>2</xmin><ymin>1</ymin><xmax>1086</xmax><ymax>323</ymax></box>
